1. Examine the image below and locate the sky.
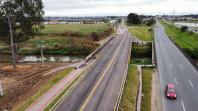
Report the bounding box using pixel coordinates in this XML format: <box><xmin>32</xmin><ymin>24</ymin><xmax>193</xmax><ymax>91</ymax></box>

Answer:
<box><xmin>43</xmin><ymin>0</ymin><xmax>198</xmax><ymax>16</ymax></box>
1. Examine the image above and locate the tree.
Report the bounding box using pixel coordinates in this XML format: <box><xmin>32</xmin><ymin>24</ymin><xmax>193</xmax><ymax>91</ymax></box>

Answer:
<box><xmin>0</xmin><ymin>0</ymin><xmax>44</xmax><ymax>65</ymax></box>
<box><xmin>180</xmin><ymin>26</ymin><xmax>188</xmax><ymax>32</ymax></box>
<box><xmin>127</xmin><ymin>13</ymin><xmax>142</xmax><ymax>24</ymax></box>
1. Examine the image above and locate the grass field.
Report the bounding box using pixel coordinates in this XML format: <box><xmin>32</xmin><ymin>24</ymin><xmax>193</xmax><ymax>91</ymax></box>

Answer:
<box><xmin>19</xmin><ymin>36</ymin><xmax>98</xmax><ymax>55</ymax></box>
<box><xmin>0</xmin><ymin>23</ymin><xmax>113</xmax><ymax>55</ymax></box>
<box><xmin>141</xmin><ymin>68</ymin><xmax>153</xmax><ymax>111</ymax></box>
<box><xmin>42</xmin><ymin>23</ymin><xmax>111</xmax><ymax>34</ymax></box>
<box><xmin>119</xmin><ymin>65</ymin><xmax>138</xmax><ymax>111</ymax></box>
<box><xmin>160</xmin><ymin>20</ymin><xmax>198</xmax><ymax>59</ymax></box>
<box><xmin>128</xmin><ymin>26</ymin><xmax>153</xmax><ymax>41</ymax></box>
<box><xmin>13</xmin><ymin>68</ymin><xmax>73</xmax><ymax>111</ymax></box>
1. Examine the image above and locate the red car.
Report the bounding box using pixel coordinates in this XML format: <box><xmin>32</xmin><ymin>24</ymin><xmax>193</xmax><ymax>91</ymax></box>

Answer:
<box><xmin>165</xmin><ymin>84</ymin><xmax>177</xmax><ymax>99</ymax></box>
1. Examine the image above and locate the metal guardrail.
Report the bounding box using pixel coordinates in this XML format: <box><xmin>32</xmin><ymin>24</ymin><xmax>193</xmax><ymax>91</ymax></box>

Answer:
<box><xmin>85</xmin><ymin>35</ymin><xmax>115</xmax><ymax>62</ymax></box>
<box><xmin>114</xmin><ymin>32</ymin><xmax>132</xmax><ymax>111</ymax></box>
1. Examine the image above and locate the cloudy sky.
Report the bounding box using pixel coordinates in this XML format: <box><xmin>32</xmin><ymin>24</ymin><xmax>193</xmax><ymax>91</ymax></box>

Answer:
<box><xmin>43</xmin><ymin>0</ymin><xmax>198</xmax><ymax>16</ymax></box>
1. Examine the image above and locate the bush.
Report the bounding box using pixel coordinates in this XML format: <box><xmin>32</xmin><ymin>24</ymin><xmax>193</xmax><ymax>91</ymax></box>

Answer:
<box><xmin>180</xmin><ymin>26</ymin><xmax>188</xmax><ymax>32</ymax></box>
<box><xmin>146</xmin><ymin>18</ymin><xmax>156</xmax><ymax>26</ymax></box>
<box><xmin>132</xmin><ymin>45</ymin><xmax>152</xmax><ymax>58</ymax></box>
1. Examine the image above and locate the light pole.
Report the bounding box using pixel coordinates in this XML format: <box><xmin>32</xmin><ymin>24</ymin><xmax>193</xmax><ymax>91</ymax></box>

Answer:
<box><xmin>37</xmin><ymin>40</ymin><xmax>45</xmax><ymax>68</ymax></box>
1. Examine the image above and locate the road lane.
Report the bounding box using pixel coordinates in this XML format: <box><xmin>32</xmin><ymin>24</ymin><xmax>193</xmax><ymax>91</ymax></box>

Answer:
<box><xmin>83</xmin><ymin>31</ymin><xmax>131</xmax><ymax>111</ymax></box>
<box><xmin>55</xmin><ymin>27</ymin><xmax>131</xmax><ymax>111</ymax></box>
<box><xmin>155</xmin><ymin>21</ymin><xmax>198</xmax><ymax>111</ymax></box>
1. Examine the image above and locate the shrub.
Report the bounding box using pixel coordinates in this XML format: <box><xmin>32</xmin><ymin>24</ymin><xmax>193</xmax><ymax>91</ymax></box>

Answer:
<box><xmin>146</xmin><ymin>18</ymin><xmax>156</xmax><ymax>26</ymax></box>
<box><xmin>180</xmin><ymin>26</ymin><xmax>188</xmax><ymax>32</ymax></box>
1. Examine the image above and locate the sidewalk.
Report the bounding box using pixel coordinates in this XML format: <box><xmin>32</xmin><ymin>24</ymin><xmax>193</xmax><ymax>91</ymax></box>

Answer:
<box><xmin>26</xmin><ymin>61</ymin><xmax>91</xmax><ymax>111</ymax></box>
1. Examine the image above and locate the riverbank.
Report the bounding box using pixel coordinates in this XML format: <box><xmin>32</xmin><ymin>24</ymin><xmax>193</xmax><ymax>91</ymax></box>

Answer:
<box><xmin>0</xmin><ymin>23</ymin><xmax>113</xmax><ymax>56</ymax></box>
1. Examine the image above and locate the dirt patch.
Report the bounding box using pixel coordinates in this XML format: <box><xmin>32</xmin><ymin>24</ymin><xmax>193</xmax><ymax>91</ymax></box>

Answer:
<box><xmin>151</xmin><ymin>70</ymin><xmax>162</xmax><ymax>111</ymax></box>
<box><xmin>0</xmin><ymin>62</ymin><xmax>72</xmax><ymax>110</ymax></box>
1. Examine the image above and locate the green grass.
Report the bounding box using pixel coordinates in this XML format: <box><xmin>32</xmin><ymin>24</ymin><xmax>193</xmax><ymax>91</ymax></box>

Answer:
<box><xmin>160</xmin><ymin>20</ymin><xmax>198</xmax><ymax>59</ymax></box>
<box><xmin>0</xmin><ymin>23</ymin><xmax>113</xmax><ymax>55</ymax></box>
<box><xmin>21</xmin><ymin>36</ymin><xmax>98</xmax><ymax>55</ymax></box>
<box><xmin>42</xmin><ymin>23</ymin><xmax>111</xmax><ymax>34</ymax></box>
<box><xmin>119</xmin><ymin>65</ymin><xmax>138</xmax><ymax>111</ymax></box>
<box><xmin>131</xmin><ymin>44</ymin><xmax>152</xmax><ymax>65</ymax></box>
<box><xmin>0</xmin><ymin>36</ymin><xmax>98</xmax><ymax>55</ymax></box>
<box><xmin>141</xmin><ymin>68</ymin><xmax>153</xmax><ymax>111</ymax></box>
<box><xmin>128</xmin><ymin>26</ymin><xmax>153</xmax><ymax>41</ymax></box>
<box><xmin>13</xmin><ymin>68</ymin><xmax>73</xmax><ymax>111</ymax></box>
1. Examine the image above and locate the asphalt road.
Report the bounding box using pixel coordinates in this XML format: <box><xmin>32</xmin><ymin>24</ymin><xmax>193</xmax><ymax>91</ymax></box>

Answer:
<box><xmin>55</xmin><ymin>27</ymin><xmax>132</xmax><ymax>111</ymax></box>
<box><xmin>154</xmin><ymin>21</ymin><xmax>198</xmax><ymax>111</ymax></box>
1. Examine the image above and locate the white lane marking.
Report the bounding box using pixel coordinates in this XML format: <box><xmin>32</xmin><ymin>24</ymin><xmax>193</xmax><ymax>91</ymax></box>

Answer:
<box><xmin>179</xmin><ymin>65</ymin><xmax>184</xmax><ymax>70</ymax></box>
<box><xmin>174</xmin><ymin>78</ymin><xmax>178</xmax><ymax>85</ymax></box>
<box><xmin>181</xmin><ymin>101</ymin><xmax>186</xmax><ymax>111</ymax></box>
<box><xmin>188</xmin><ymin>79</ymin><xmax>194</xmax><ymax>88</ymax></box>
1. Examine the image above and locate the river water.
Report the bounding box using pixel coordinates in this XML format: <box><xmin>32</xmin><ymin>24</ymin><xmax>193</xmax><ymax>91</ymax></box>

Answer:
<box><xmin>174</xmin><ymin>22</ymin><xmax>198</xmax><ymax>28</ymax></box>
<box><xmin>0</xmin><ymin>54</ymin><xmax>85</xmax><ymax>62</ymax></box>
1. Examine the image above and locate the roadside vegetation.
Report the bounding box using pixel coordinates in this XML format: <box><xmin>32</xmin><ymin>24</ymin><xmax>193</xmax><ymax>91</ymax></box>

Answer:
<box><xmin>141</xmin><ymin>68</ymin><xmax>153</xmax><ymax>111</ymax></box>
<box><xmin>160</xmin><ymin>20</ymin><xmax>198</xmax><ymax>59</ymax></box>
<box><xmin>128</xmin><ymin>26</ymin><xmax>153</xmax><ymax>41</ymax></box>
<box><xmin>126</xmin><ymin>13</ymin><xmax>155</xmax><ymax>41</ymax></box>
<box><xmin>0</xmin><ymin>23</ymin><xmax>113</xmax><ymax>56</ymax></box>
<box><xmin>119</xmin><ymin>13</ymin><xmax>154</xmax><ymax>111</ymax></box>
<box><xmin>131</xmin><ymin>43</ymin><xmax>152</xmax><ymax>65</ymax></box>
<box><xmin>119</xmin><ymin>65</ymin><xmax>138</xmax><ymax>111</ymax></box>
<box><xmin>13</xmin><ymin>67</ymin><xmax>73</xmax><ymax>111</ymax></box>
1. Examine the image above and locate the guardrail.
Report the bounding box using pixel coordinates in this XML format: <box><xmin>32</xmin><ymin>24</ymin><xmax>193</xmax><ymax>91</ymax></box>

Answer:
<box><xmin>50</xmin><ymin>53</ymin><xmax>103</xmax><ymax>111</ymax></box>
<box><xmin>75</xmin><ymin>35</ymin><xmax>115</xmax><ymax>69</ymax></box>
<box><xmin>85</xmin><ymin>35</ymin><xmax>115</xmax><ymax>62</ymax></box>
<box><xmin>114</xmin><ymin>32</ymin><xmax>132</xmax><ymax>111</ymax></box>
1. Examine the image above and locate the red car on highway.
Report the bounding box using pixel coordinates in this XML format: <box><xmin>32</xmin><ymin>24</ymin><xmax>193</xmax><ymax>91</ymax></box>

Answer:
<box><xmin>165</xmin><ymin>83</ymin><xmax>177</xmax><ymax>99</ymax></box>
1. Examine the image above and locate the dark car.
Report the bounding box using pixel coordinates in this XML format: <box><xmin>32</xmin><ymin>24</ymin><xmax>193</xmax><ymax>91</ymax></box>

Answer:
<box><xmin>165</xmin><ymin>83</ymin><xmax>177</xmax><ymax>99</ymax></box>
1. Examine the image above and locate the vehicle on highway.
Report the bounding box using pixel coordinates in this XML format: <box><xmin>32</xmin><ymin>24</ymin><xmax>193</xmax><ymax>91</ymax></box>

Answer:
<box><xmin>165</xmin><ymin>83</ymin><xmax>177</xmax><ymax>99</ymax></box>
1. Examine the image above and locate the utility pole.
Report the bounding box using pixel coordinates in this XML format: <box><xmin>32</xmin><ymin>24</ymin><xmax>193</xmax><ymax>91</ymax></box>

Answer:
<box><xmin>0</xmin><ymin>81</ymin><xmax>3</xmax><ymax>96</ymax></box>
<box><xmin>40</xmin><ymin>45</ymin><xmax>44</xmax><ymax>68</ymax></box>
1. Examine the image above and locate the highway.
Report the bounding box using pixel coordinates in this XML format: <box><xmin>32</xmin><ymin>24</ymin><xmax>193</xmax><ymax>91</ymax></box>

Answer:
<box><xmin>55</xmin><ymin>27</ymin><xmax>132</xmax><ymax>111</ymax></box>
<box><xmin>154</xmin><ymin>21</ymin><xmax>198</xmax><ymax>111</ymax></box>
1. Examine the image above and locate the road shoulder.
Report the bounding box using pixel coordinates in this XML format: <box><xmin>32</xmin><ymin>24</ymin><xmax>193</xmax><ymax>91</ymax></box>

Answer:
<box><xmin>151</xmin><ymin>70</ymin><xmax>162</xmax><ymax>111</ymax></box>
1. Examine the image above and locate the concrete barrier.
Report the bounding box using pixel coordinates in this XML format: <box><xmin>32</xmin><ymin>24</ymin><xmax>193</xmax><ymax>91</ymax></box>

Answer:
<box><xmin>85</xmin><ymin>35</ymin><xmax>115</xmax><ymax>62</ymax></box>
<box><xmin>136</xmin><ymin>65</ymin><xmax>142</xmax><ymax>111</ymax></box>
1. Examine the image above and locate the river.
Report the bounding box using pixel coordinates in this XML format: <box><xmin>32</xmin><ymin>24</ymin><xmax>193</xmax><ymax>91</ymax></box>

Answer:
<box><xmin>174</xmin><ymin>22</ymin><xmax>198</xmax><ymax>28</ymax></box>
<box><xmin>0</xmin><ymin>54</ymin><xmax>85</xmax><ymax>62</ymax></box>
